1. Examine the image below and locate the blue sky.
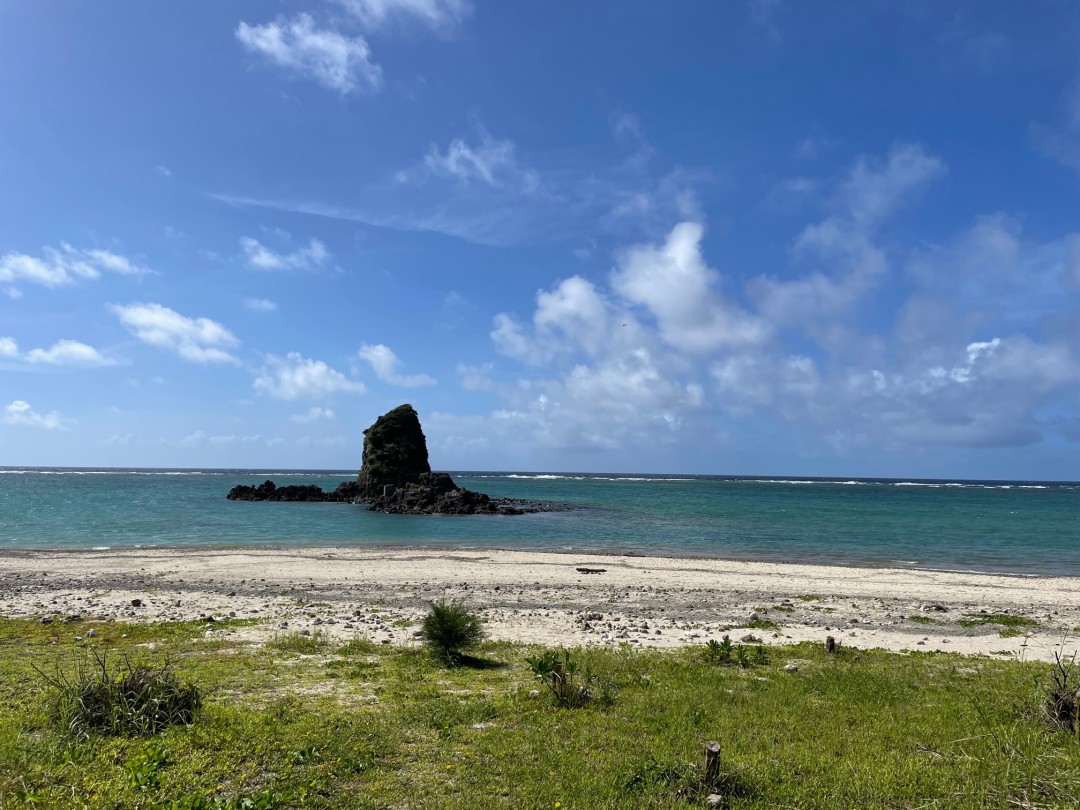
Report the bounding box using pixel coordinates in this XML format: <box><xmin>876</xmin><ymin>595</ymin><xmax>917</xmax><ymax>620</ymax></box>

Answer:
<box><xmin>1</xmin><ymin>1</ymin><xmax>1079</xmax><ymax>478</ymax></box>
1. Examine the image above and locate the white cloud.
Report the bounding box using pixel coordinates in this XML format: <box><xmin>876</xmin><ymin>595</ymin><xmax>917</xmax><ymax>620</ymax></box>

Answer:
<box><xmin>1031</xmin><ymin>79</ymin><xmax>1080</xmax><ymax>174</ymax></box>
<box><xmin>155</xmin><ymin>165</ymin><xmax>172</xmax><ymax>177</ymax></box>
<box><xmin>612</xmin><ymin>222</ymin><xmax>770</xmax><ymax>352</ymax></box>
<box><xmin>334</xmin><ymin>0</ymin><xmax>472</xmax><ymax>31</ymax></box>
<box><xmin>749</xmin><ymin>143</ymin><xmax>944</xmax><ymax>337</ymax></box>
<box><xmin>111</xmin><ymin>303</ymin><xmax>240</xmax><ymax>364</ymax></box>
<box><xmin>456</xmin><ymin>362</ymin><xmax>494</xmax><ymax>391</ymax></box>
<box><xmin>0</xmin><ymin>337</ymin><xmax>16</xmax><ymax>358</ymax></box>
<box><xmin>0</xmin><ymin>243</ymin><xmax>150</xmax><ymax>295</ymax></box>
<box><xmin>26</xmin><ymin>340</ymin><xmax>116</xmax><ymax>367</ymax></box>
<box><xmin>244</xmin><ymin>297</ymin><xmax>278</xmax><ymax>312</ymax></box>
<box><xmin>291</xmin><ymin>406</ymin><xmax>336</xmax><ymax>423</ymax></box>
<box><xmin>3</xmin><ymin>400</ymin><xmax>68</xmax><ymax>430</ymax></box>
<box><xmin>421</xmin><ymin>134</ymin><xmax>539</xmax><ymax>192</ymax></box>
<box><xmin>240</xmin><ymin>237</ymin><xmax>330</xmax><ymax>271</ymax></box>
<box><xmin>357</xmin><ymin>343</ymin><xmax>436</xmax><ymax>387</ymax></box>
<box><xmin>254</xmin><ymin>352</ymin><xmax>366</xmax><ymax>400</ymax></box>
<box><xmin>236</xmin><ymin>13</ymin><xmax>382</xmax><ymax>94</ymax></box>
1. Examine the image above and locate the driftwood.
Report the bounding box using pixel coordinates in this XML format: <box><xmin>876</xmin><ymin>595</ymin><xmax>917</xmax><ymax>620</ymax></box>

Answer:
<box><xmin>575</xmin><ymin>567</ymin><xmax>607</xmax><ymax>574</ymax></box>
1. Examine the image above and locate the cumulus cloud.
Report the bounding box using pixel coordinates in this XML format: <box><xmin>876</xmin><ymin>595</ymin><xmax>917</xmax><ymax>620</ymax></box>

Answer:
<box><xmin>26</xmin><ymin>340</ymin><xmax>116</xmax><ymax>367</ymax></box>
<box><xmin>254</xmin><ymin>353</ymin><xmax>366</xmax><ymax>400</ymax></box>
<box><xmin>291</xmin><ymin>406</ymin><xmax>336</xmax><ymax>423</ymax></box>
<box><xmin>0</xmin><ymin>337</ymin><xmax>17</xmax><ymax>358</ymax></box>
<box><xmin>111</xmin><ymin>303</ymin><xmax>240</xmax><ymax>364</ymax></box>
<box><xmin>0</xmin><ymin>243</ymin><xmax>150</xmax><ymax>295</ymax></box>
<box><xmin>244</xmin><ymin>297</ymin><xmax>278</xmax><ymax>312</ymax></box>
<box><xmin>240</xmin><ymin>237</ymin><xmax>330</xmax><ymax>271</ymax></box>
<box><xmin>3</xmin><ymin>400</ymin><xmax>68</xmax><ymax>430</ymax></box>
<box><xmin>236</xmin><ymin>13</ymin><xmax>382</xmax><ymax>94</ymax></box>
<box><xmin>333</xmin><ymin>0</ymin><xmax>472</xmax><ymax>31</ymax></box>
<box><xmin>357</xmin><ymin>343</ymin><xmax>436</xmax><ymax>387</ymax></box>
<box><xmin>613</xmin><ymin>222</ymin><xmax>769</xmax><ymax>352</ymax></box>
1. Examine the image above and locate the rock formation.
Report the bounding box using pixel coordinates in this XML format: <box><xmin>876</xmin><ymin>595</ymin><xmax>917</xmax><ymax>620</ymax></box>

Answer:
<box><xmin>227</xmin><ymin>404</ymin><xmax>562</xmax><ymax>515</ymax></box>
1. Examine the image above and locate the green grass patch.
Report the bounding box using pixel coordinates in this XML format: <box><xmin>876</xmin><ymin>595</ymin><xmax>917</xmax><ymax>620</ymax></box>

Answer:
<box><xmin>2</xmin><ymin>618</ymin><xmax>1080</xmax><ymax>808</ymax></box>
<box><xmin>958</xmin><ymin>613</ymin><xmax>1039</xmax><ymax>630</ymax></box>
<box><xmin>798</xmin><ymin>594</ymin><xmax>822</xmax><ymax>602</ymax></box>
<box><xmin>907</xmin><ymin>615</ymin><xmax>941</xmax><ymax>625</ymax></box>
<box><xmin>744</xmin><ymin>619</ymin><xmax>781</xmax><ymax>631</ymax></box>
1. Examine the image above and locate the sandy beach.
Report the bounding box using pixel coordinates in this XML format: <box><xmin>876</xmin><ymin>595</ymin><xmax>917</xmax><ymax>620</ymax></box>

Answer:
<box><xmin>3</xmin><ymin>547</ymin><xmax>1078</xmax><ymax>663</ymax></box>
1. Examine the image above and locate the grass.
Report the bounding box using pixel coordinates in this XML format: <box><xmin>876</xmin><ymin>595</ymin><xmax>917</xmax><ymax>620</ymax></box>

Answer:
<box><xmin>2</xmin><ymin>617</ymin><xmax>1080</xmax><ymax>808</ymax></box>
<box><xmin>908</xmin><ymin>615</ymin><xmax>941</xmax><ymax>625</ymax></box>
<box><xmin>958</xmin><ymin>613</ymin><xmax>1039</xmax><ymax>630</ymax></box>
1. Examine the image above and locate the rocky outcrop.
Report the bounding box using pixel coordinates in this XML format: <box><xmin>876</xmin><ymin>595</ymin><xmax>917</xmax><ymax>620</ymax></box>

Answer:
<box><xmin>226</xmin><ymin>480</ymin><xmax>362</xmax><ymax>502</ymax></box>
<box><xmin>227</xmin><ymin>404</ymin><xmax>568</xmax><ymax>515</ymax></box>
<box><xmin>357</xmin><ymin>404</ymin><xmax>431</xmax><ymax>499</ymax></box>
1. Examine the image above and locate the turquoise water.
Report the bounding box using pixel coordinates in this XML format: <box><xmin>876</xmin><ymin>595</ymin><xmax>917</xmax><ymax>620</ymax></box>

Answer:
<box><xmin>1</xmin><ymin>469</ymin><xmax>1077</xmax><ymax>575</ymax></box>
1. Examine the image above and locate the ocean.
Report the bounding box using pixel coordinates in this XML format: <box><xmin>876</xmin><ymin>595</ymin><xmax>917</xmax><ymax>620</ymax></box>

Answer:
<box><xmin>0</xmin><ymin>468</ymin><xmax>1077</xmax><ymax>575</ymax></box>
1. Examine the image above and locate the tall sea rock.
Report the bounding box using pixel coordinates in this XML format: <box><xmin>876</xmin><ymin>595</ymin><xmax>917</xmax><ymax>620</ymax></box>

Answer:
<box><xmin>357</xmin><ymin>404</ymin><xmax>431</xmax><ymax>498</ymax></box>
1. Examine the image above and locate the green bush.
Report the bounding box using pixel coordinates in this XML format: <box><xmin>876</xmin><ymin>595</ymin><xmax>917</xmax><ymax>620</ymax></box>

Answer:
<box><xmin>420</xmin><ymin>600</ymin><xmax>485</xmax><ymax>665</ymax></box>
<box><xmin>38</xmin><ymin>650</ymin><xmax>201</xmax><ymax>738</ymax></box>
<box><xmin>525</xmin><ymin>649</ymin><xmax>594</xmax><ymax>707</ymax></box>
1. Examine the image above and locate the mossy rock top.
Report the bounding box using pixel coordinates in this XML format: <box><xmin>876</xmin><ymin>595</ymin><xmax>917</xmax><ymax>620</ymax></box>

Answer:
<box><xmin>358</xmin><ymin>404</ymin><xmax>432</xmax><ymax>494</ymax></box>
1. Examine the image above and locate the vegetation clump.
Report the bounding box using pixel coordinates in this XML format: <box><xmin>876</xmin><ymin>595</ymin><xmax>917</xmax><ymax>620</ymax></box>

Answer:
<box><xmin>525</xmin><ymin>649</ymin><xmax>596</xmax><ymax>707</ymax></box>
<box><xmin>38</xmin><ymin>650</ymin><xmax>200</xmax><ymax>738</ymax></box>
<box><xmin>702</xmin><ymin>636</ymin><xmax>769</xmax><ymax>668</ymax></box>
<box><xmin>1048</xmin><ymin>651</ymin><xmax>1080</xmax><ymax>736</ymax></box>
<box><xmin>420</xmin><ymin>600</ymin><xmax>485</xmax><ymax>665</ymax></box>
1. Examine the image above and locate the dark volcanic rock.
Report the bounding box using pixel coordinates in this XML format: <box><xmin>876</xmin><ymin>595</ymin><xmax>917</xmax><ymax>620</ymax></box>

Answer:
<box><xmin>227</xmin><ymin>403</ymin><xmax>572</xmax><ymax>515</ymax></box>
<box><xmin>226</xmin><ymin>480</ymin><xmax>362</xmax><ymax>502</ymax></box>
<box><xmin>357</xmin><ymin>404</ymin><xmax>431</xmax><ymax>499</ymax></box>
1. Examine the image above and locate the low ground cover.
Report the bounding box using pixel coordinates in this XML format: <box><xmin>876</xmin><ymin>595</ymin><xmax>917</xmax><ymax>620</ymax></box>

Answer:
<box><xmin>1</xmin><ymin>617</ymin><xmax>1079</xmax><ymax>808</ymax></box>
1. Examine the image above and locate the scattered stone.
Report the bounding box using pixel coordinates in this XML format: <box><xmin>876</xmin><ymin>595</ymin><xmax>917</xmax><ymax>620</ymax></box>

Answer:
<box><xmin>131</xmin><ymin>599</ymin><xmax>142</xmax><ymax>607</ymax></box>
<box><xmin>706</xmin><ymin>794</ymin><xmax>724</xmax><ymax>807</ymax></box>
<box><xmin>740</xmin><ymin>634</ymin><xmax>761</xmax><ymax>643</ymax></box>
<box><xmin>86</xmin><ymin>629</ymin><xmax>98</xmax><ymax>638</ymax></box>
<box><xmin>783</xmin><ymin>662</ymin><xmax>798</xmax><ymax>672</ymax></box>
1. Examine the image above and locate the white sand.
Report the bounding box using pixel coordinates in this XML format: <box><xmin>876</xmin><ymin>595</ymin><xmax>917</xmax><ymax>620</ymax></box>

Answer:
<box><xmin>3</xmin><ymin>547</ymin><xmax>1078</xmax><ymax>662</ymax></box>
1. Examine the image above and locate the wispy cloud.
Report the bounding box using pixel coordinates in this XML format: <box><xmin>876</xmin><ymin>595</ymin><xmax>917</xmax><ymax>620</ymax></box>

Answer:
<box><xmin>111</xmin><ymin>303</ymin><xmax>240</xmax><ymax>365</ymax></box>
<box><xmin>240</xmin><ymin>236</ymin><xmax>330</xmax><ymax>271</ymax></box>
<box><xmin>3</xmin><ymin>400</ymin><xmax>69</xmax><ymax>430</ymax></box>
<box><xmin>244</xmin><ymin>297</ymin><xmax>278</xmax><ymax>312</ymax></box>
<box><xmin>333</xmin><ymin>0</ymin><xmax>472</xmax><ymax>32</ymax></box>
<box><xmin>1031</xmin><ymin>78</ymin><xmax>1080</xmax><ymax>174</ymax></box>
<box><xmin>0</xmin><ymin>243</ymin><xmax>150</xmax><ymax>296</ymax></box>
<box><xmin>290</xmin><ymin>406</ymin><xmax>336</xmax><ymax>423</ymax></box>
<box><xmin>236</xmin><ymin>13</ymin><xmax>382</xmax><ymax>94</ymax></box>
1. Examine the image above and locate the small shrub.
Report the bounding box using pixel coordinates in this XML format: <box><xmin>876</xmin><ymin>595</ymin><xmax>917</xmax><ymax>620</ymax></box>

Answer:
<box><xmin>703</xmin><ymin>637</ymin><xmax>734</xmax><ymax>665</ymax></box>
<box><xmin>37</xmin><ymin>650</ymin><xmax>200</xmax><ymax>738</ymax></box>
<box><xmin>420</xmin><ymin>600</ymin><xmax>485</xmax><ymax>665</ymax></box>
<box><xmin>526</xmin><ymin>649</ymin><xmax>593</xmax><ymax>707</ymax></box>
<box><xmin>1047</xmin><ymin>651</ymin><xmax>1080</xmax><ymax>736</ymax></box>
<box><xmin>266</xmin><ymin>629</ymin><xmax>331</xmax><ymax>654</ymax></box>
<box><xmin>703</xmin><ymin>636</ymin><xmax>767</xmax><ymax>668</ymax></box>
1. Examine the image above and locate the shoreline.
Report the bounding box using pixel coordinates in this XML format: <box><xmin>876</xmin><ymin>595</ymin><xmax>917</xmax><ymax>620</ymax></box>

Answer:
<box><xmin>0</xmin><ymin>541</ymin><xmax>1066</xmax><ymax>579</ymax></box>
<box><xmin>3</xmin><ymin>547</ymin><xmax>1079</xmax><ymax>663</ymax></box>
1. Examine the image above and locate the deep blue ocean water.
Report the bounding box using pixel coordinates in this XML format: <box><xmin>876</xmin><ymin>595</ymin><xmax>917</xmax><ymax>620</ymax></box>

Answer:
<box><xmin>1</xmin><ymin>468</ymin><xmax>1077</xmax><ymax>575</ymax></box>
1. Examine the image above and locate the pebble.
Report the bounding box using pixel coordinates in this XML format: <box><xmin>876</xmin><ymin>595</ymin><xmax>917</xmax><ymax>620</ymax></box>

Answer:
<box><xmin>783</xmin><ymin>663</ymin><xmax>798</xmax><ymax>672</ymax></box>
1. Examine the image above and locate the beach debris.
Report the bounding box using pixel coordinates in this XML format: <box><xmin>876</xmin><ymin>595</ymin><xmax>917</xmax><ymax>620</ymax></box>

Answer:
<box><xmin>576</xmin><ymin>567</ymin><xmax>607</xmax><ymax>574</ymax></box>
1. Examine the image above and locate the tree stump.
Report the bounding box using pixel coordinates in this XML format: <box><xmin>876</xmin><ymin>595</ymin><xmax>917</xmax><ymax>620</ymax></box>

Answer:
<box><xmin>825</xmin><ymin>635</ymin><xmax>837</xmax><ymax>654</ymax></box>
<box><xmin>703</xmin><ymin>740</ymin><xmax>721</xmax><ymax>787</ymax></box>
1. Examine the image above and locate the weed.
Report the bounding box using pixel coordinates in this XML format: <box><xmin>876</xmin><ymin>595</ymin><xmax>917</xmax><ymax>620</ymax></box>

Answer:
<box><xmin>337</xmin><ymin>636</ymin><xmax>378</xmax><ymax>656</ymax></box>
<box><xmin>799</xmin><ymin>594</ymin><xmax>822</xmax><ymax>602</ymax></box>
<box><xmin>746</xmin><ymin>619</ymin><xmax>780</xmax><ymax>631</ymax></box>
<box><xmin>1047</xmin><ymin>650</ymin><xmax>1080</xmax><ymax>736</ymax></box>
<box><xmin>958</xmin><ymin>613</ymin><xmax>1038</xmax><ymax>629</ymax></box>
<box><xmin>266</xmin><ymin>630</ymin><xmax>331</xmax><ymax>654</ymax></box>
<box><xmin>703</xmin><ymin>636</ymin><xmax>768</xmax><ymax>668</ymax></box>
<box><xmin>908</xmin><ymin>615</ymin><xmax>940</xmax><ymax>625</ymax></box>
<box><xmin>525</xmin><ymin>649</ymin><xmax>594</xmax><ymax>707</ymax></box>
<box><xmin>420</xmin><ymin>601</ymin><xmax>485</xmax><ymax>666</ymax></box>
<box><xmin>125</xmin><ymin>741</ymin><xmax>169</xmax><ymax>791</ymax></box>
<box><xmin>36</xmin><ymin>649</ymin><xmax>200</xmax><ymax>738</ymax></box>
